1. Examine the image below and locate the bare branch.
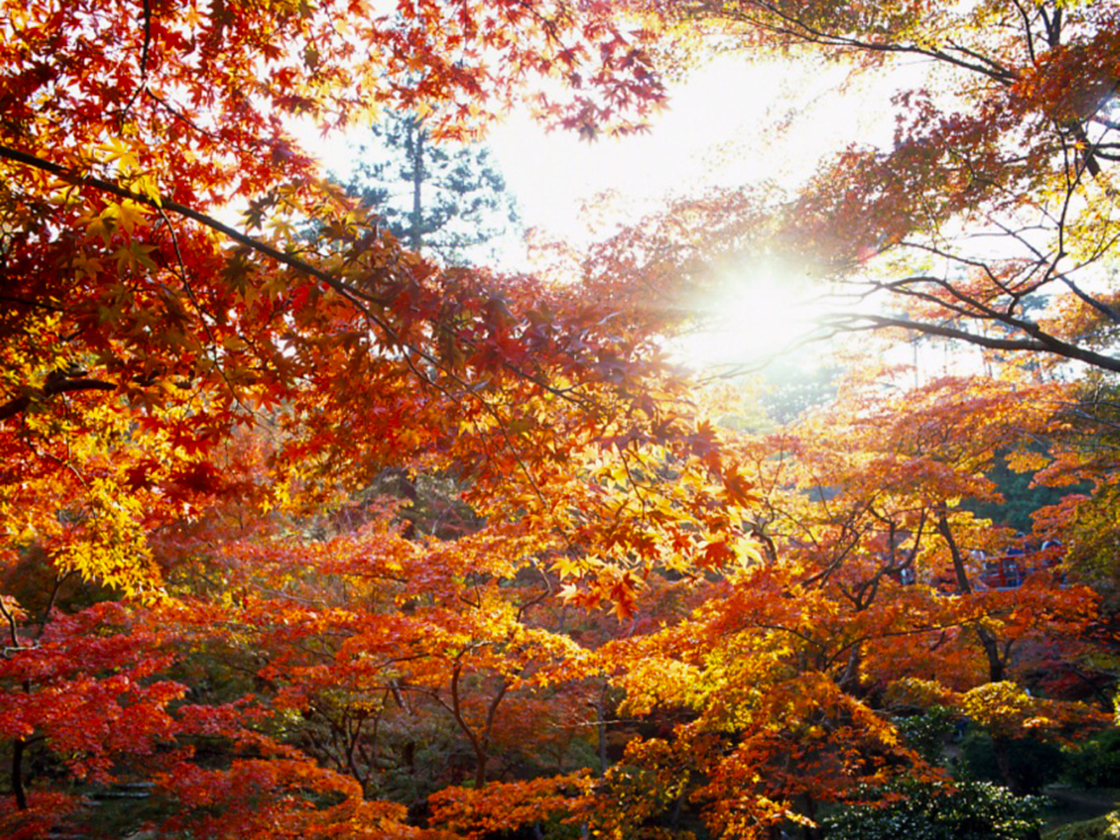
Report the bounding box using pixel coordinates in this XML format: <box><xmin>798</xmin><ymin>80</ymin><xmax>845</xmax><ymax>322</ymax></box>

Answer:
<box><xmin>819</xmin><ymin>312</ymin><xmax>1120</xmax><ymax>373</ymax></box>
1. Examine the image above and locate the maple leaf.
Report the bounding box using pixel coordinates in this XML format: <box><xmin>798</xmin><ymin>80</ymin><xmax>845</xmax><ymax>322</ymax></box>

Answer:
<box><xmin>1</xmin><ymin>0</ymin><xmax>1116</xmax><ymax>835</ymax></box>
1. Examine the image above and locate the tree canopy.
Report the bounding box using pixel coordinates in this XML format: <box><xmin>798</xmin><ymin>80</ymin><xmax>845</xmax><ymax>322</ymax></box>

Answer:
<box><xmin>2</xmin><ymin>2</ymin><xmax>1119</xmax><ymax>839</ymax></box>
<box><xmin>628</xmin><ymin>0</ymin><xmax>1120</xmax><ymax>374</ymax></box>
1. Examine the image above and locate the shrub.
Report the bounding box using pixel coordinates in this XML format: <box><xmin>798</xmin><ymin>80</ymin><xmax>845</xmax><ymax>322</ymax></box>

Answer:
<box><xmin>959</xmin><ymin>731</ymin><xmax>1066</xmax><ymax>794</ymax></box>
<box><xmin>896</xmin><ymin>705</ymin><xmax>959</xmax><ymax>764</ymax></box>
<box><xmin>822</xmin><ymin>778</ymin><xmax>1045</xmax><ymax>840</ymax></box>
<box><xmin>1042</xmin><ymin>813</ymin><xmax>1116</xmax><ymax>840</ymax></box>
<box><xmin>1063</xmin><ymin>728</ymin><xmax>1120</xmax><ymax>788</ymax></box>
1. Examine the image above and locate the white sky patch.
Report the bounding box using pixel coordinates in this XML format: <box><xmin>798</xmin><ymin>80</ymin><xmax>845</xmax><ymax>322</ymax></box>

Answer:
<box><xmin>486</xmin><ymin>52</ymin><xmax>921</xmax><ymax>249</ymax></box>
<box><xmin>490</xmin><ymin>51</ymin><xmax>927</xmax><ymax>368</ymax></box>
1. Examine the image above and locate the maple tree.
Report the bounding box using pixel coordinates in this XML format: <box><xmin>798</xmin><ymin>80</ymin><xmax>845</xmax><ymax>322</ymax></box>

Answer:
<box><xmin>2</xmin><ymin>0</ymin><xmax>1119</xmax><ymax>838</ymax></box>
<box><xmin>562</xmin><ymin>370</ymin><xmax>1103</xmax><ymax>835</ymax></box>
<box><xmin>0</xmin><ymin>0</ymin><xmax>752</xmax><ymax>836</ymax></box>
<box><xmin>521</xmin><ymin>5</ymin><xmax>1120</xmax><ymax>824</ymax></box>
<box><xmin>620</xmin><ymin>0</ymin><xmax>1120</xmax><ymax>376</ymax></box>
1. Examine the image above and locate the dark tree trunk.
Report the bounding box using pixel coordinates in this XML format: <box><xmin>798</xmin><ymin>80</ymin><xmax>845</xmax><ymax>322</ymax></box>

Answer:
<box><xmin>12</xmin><ymin>736</ymin><xmax>27</xmax><ymax>810</ymax></box>
<box><xmin>937</xmin><ymin>509</ymin><xmax>1006</xmax><ymax>681</ymax></box>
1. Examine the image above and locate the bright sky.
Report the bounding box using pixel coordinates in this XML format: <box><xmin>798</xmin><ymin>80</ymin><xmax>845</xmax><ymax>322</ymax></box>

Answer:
<box><xmin>308</xmin><ymin>52</ymin><xmax>903</xmax><ymax>243</ymax></box>
<box><xmin>487</xmin><ymin>52</ymin><xmax>906</xmax><ymax>244</ymax></box>
<box><xmin>483</xmin><ymin>52</ymin><xmax>915</xmax><ymax>368</ymax></box>
<box><xmin>300</xmin><ymin>49</ymin><xmax>927</xmax><ymax>370</ymax></box>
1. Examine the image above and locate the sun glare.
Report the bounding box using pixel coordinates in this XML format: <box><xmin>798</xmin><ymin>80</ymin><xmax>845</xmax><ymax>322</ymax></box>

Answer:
<box><xmin>672</xmin><ymin>259</ymin><xmax>829</xmax><ymax>371</ymax></box>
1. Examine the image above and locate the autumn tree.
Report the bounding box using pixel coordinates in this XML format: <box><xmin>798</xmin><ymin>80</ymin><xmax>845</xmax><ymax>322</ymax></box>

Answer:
<box><xmin>623</xmin><ymin>0</ymin><xmax>1120</xmax><ymax>376</ymax></box>
<box><xmin>0</xmin><ymin>1</ymin><xmax>802</xmax><ymax>837</ymax></box>
<box><xmin>5</xmin><ymin>1</ymin><xmax>1120</xmax><ymax>838</ymax></box>
<box><xmin>526</xmin><ymin>7</ymin><xmax>1120</xmax><ymax>824</ymax></box>
<box><xmin>0</xmin><ymin>0</ymin><xmax>697</xmax><ymax>832</ymax></box>
<box><xmin>534</xmin><ymin>367</ymin><xmax>1104</xmax><ymax>837</ymax></box>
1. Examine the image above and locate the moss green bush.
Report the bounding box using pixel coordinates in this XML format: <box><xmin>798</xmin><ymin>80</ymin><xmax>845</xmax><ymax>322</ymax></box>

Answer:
<box><xmin>959</xmin><ymin>731</ymin><xmax>1066</xmax><ymax>794</ymax></box>
<box><xmin>1042</xmin><ymin>813</ymin><xmax>1117</xmax><ymax>840</ymax></box>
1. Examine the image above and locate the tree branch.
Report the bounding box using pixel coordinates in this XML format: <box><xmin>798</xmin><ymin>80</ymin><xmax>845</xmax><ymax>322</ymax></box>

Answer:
<box><xmin>0</xmin><ymin>377</ymin><xmax>117</xmax><ymax>423</ymax></box>
<box><xmin>734</xmin><ymin>2</ymin><xmax>1018</xmax><ymax>84</ymax></box>
<box><xmin>0</xmin><ymin>143</ymin><xmax>391</xmax><ymax>313</ymax></box>
<box><xmin>817</xmin><ymin>313</ymin><xmax>1120</xmax><ymax>374</ymax></box>
<box><xmin>1059</xmin><ymin>274</ymin><xmax>1120</xmax><ymax>324</ymax></box>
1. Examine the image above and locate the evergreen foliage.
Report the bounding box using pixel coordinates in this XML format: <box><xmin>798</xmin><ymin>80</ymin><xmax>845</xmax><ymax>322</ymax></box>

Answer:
<box><xmin>347</xmin><ymin>111</ymin><xmax>519</xmax><ymax>264</ymax></box>
<box><xmin>823</xmin><ymin>779</ymin><xmax>1045</xmax><ymax>840</ymax></box>
<box><xmin>1063</xmin><ymin>728</ymin><xmax>1120</xmax><ymax>789</ymax></box>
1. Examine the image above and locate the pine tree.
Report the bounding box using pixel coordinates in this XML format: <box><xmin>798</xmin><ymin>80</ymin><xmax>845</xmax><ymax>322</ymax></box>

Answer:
<box><xmin>348</xmin><ymin>112</ymin><xmax>519</xmax><ymax>264</ymax></box>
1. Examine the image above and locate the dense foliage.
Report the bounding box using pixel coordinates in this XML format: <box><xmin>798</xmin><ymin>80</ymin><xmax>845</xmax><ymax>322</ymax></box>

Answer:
<box><xmin>3</xmin><ymin>1</ymin><xmax>1120</xmax><ymax>839</ymax></box>
<box><xmin>822</xmin><ymin>779</ymin><xmax>1045</xmax><ymax>840</ymax></box>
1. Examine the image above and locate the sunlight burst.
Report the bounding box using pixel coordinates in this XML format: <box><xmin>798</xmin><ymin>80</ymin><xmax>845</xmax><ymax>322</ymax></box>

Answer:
<box><xmin>672</xmin><ymin>258</ymin><xmax>829</xmax><ymax>371</ymax></box>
